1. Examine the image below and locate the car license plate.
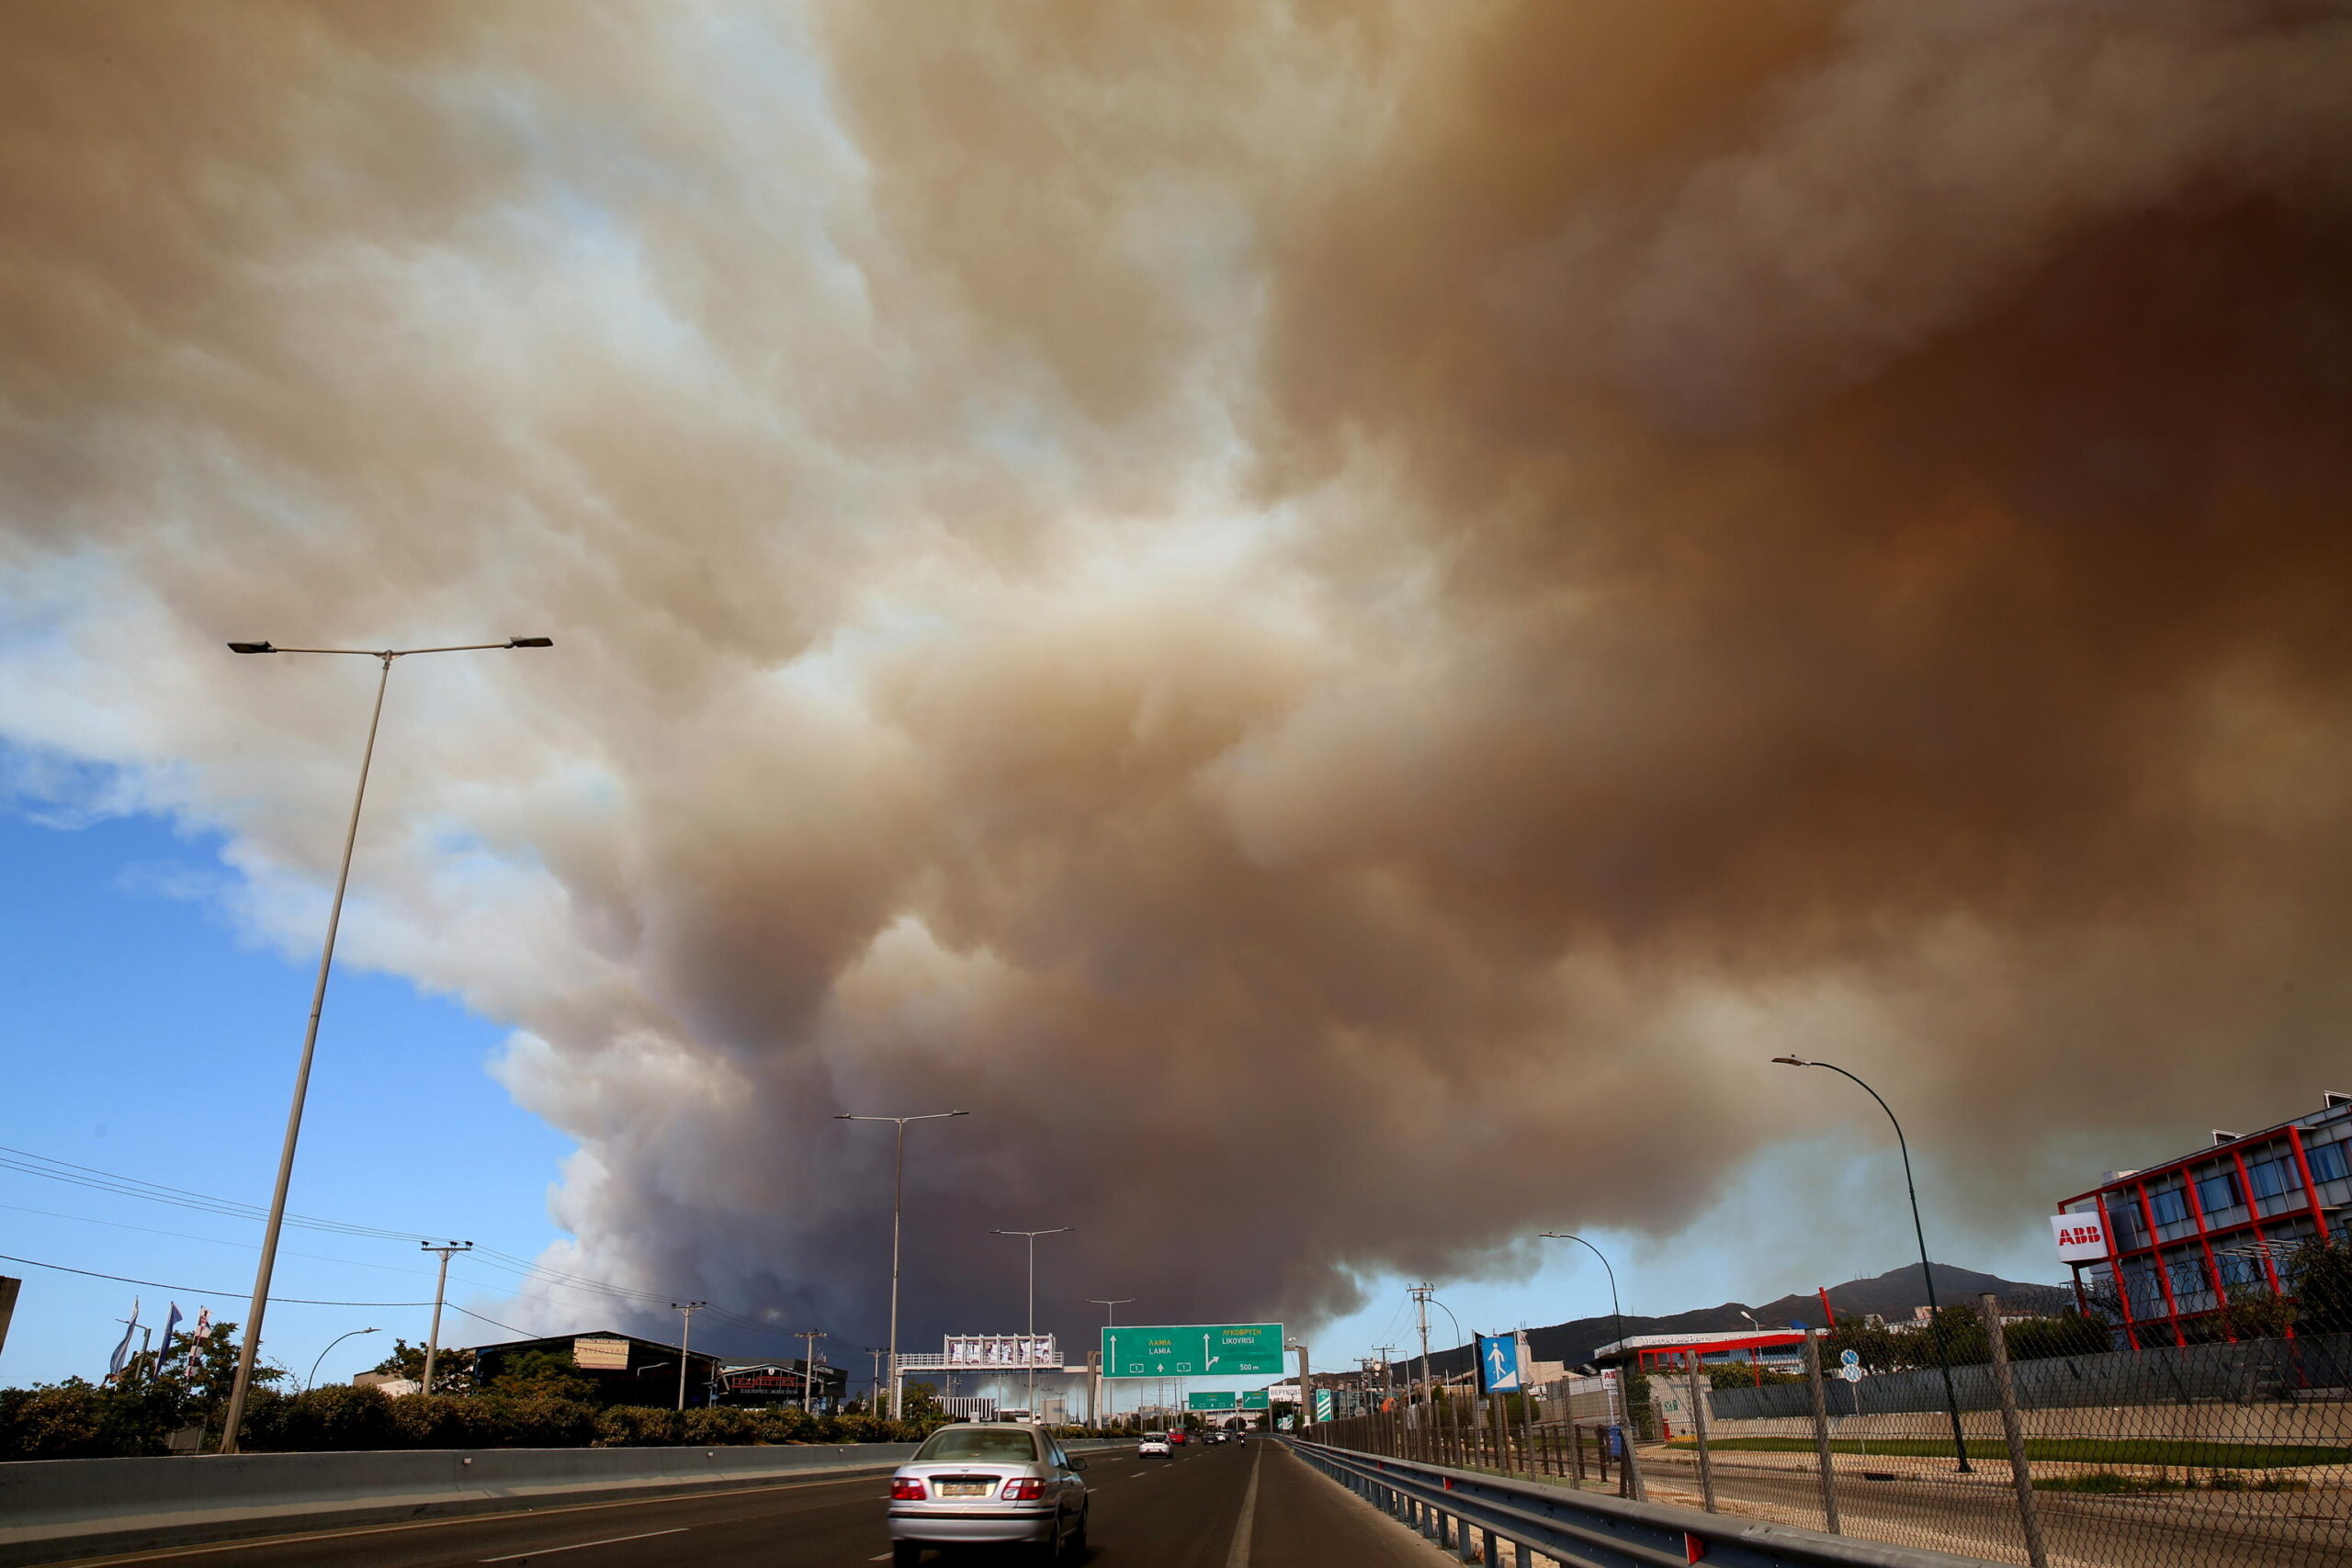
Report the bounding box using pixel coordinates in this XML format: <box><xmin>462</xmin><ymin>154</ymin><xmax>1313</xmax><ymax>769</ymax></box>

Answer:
<box><xmin>938</xmin><ymin>1483</ymin><xmax>991</xmax><ymax>1497</ymax></box>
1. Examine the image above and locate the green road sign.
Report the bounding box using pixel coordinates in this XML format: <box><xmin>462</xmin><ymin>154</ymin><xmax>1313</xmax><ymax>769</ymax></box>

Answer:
<box><xmin>1102</xmin><ymin>1323</ymin><xmax>1283</xmax><ymax>1378</ymax></box>
<box><xmin>1185</xmin><ymin>1388</ymin><xmax>1272</xmax><ymax>1411</ymax></box>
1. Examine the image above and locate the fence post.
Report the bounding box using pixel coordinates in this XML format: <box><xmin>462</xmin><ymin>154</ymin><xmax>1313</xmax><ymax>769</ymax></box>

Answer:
<box><xmin>1684</xmin><ymin>1355</ymin><xmax>1717</xmax><ymax>1511</ymax></box>
<box><xmin>1804</xmin><ymin>1328</ymin><xmax>1842</xmax><ymax>1535</ymax></box>
<box><xmin>1979</xmin><ymin>1292</ymin><xmax>2049</xmax><ymax>1568</ymax></box>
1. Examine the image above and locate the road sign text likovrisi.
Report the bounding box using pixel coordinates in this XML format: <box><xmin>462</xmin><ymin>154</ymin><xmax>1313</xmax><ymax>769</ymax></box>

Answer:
<box><xmin>1102</xmin><ymin>1323</ymin><xmax>1284</xmax><ymax>1378</ymax></box>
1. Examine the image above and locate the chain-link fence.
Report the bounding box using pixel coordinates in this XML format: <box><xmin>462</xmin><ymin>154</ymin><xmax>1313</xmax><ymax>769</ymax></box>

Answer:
<box><xmin>1313</xmin><ymin>1290</ymin><xmax>2351</xmax><ymax>1568</ymax></box>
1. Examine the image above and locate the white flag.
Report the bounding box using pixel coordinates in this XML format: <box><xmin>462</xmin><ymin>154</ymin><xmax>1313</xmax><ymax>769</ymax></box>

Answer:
<box><xmin>107</xmin><ymin>1297</ymin><xmax>141</xmax><ymax>1381</ymax></box>
<box><xmin>185</xmin><ymin>1306</ymin><xmax>213</xmax><ymax>1379</ymax></box>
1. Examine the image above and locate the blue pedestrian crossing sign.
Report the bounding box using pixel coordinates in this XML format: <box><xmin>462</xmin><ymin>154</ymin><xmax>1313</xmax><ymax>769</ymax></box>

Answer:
<box><xmin>1476</xmin><ymin>1335</ymin><xmax>1522</xmax><ymax>1393</ymax></box>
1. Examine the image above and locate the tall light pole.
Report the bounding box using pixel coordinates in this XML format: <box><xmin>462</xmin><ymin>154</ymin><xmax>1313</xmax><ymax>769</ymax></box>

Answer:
<box><xmin>672</xmin><ymin>1302</ymin><xmax>706</xmax><ymax>1412</ymax></box>
<box><xmin>865</xmin><ymin>1347</ymin><xmax>888</xmax><ymax>1409</ymax></box>
<box><xmin>216</xmin><ymin>636</ymin><xmax>553</xmax><ymax>1452</ymax></box>
<box><xmin>418</xmin><ymin>1241</ymin><xmax>473</xmax><ymax>1397</ymax></box>
<box><xmin>303</xmin><ymin>1325</ymin><xmax>379</xmax><ymax>1392</ymax></box>
<box><xmin>1771</xmin><ymin>1055</ymin><xmax>1973</xmax><ymax>1472</ymax></box>
<box><xmin>837</xmin><ymin>1111</ymin><xmax>968</xmax><ymax>1418</ymax></box>
<box><xmin>1087</xmin><ymin>1299</ymin><xmax>1131</xmax><ymax>1428</ymax></box>
<box><xmin>991</xmin><ymin>1227</ymin><xmax>1069</xmax><ymax>1416</ymax></box>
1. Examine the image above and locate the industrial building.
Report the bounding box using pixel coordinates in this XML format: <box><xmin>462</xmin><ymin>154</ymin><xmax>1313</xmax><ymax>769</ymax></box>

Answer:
<box><xmin>2056</xmin><ymin>1092</ymin><xmax>2351</xmax><ymax>1348</ymax></box>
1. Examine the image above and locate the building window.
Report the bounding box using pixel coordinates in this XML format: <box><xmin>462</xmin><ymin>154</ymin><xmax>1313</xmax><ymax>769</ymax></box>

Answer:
<box><xmin>2309</xmin><ymin>1141</ymin><xmax>2349</xmax><ymax>1184</ymax></box>
<box><xmin>2148</xmin><ymin>1188</ymin><xmax>2189</xmax><ymax>1226</ymax></box>
<box><xmin>2166</xmin><ymin>1254</ymin><xmax>2210</xmax><ymax>1298</ymax></box>
<box><xmin>2247</xmin><ymin>1157</ymin><xmax>2301</xmax><ymax>1201</ymax></box>
<box><xmin>2195</xmin><ymin>1171</ymin><xmax>2240</xmax><ymax>1214</ymax></box>
<box><xmin>2216</xmin><ymin>1252</ymin><xmax>2267</xmax><ymax>1292</ymax></box>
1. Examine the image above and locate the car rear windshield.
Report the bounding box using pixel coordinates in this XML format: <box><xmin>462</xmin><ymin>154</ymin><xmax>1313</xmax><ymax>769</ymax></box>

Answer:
<box><xmin>916</xmin><ymin>1427</ymin><xmax>1041</xmax><ymax>1462</ymax></box>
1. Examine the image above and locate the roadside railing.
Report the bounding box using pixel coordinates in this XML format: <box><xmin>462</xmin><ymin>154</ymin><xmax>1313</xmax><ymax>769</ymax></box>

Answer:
<box><xmin>1287</xmin><ymin>1437</ymin><xmax>2005</xmax><ymax>1567</ymax></box>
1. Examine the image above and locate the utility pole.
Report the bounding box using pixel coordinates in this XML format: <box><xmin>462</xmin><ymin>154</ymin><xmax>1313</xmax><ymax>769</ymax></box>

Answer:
<box><xmin>1286</xmin><ymin>1338</ymin><xmax>1312</xmax><ymax>1432</ymax></box>
<box><xmin>671</xmin><ymin>1302</ymin><xmax>705</xmax><ymax>1413</ymax></box>
<box><xmin>1411</xmin><ymin>1283</ymin><xmax>1435</xmax><ymax>1427</ymax></box>
<box><xmin>865</xmin><ymin>1347</ymin><xmax>887</xmax><ymax>1410</ymax></box>
<box><xmin>798</xmin><ymin>1328</ymin><xmax>829</xmax><ymax>1414</ymax></box>
<box><xmin>418</xmin><ymin>1242</ymin><xmax>472</xmax><ymax>1396</ymax></box>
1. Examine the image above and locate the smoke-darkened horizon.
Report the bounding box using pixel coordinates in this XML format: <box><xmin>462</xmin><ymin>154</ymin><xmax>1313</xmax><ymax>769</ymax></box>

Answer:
<box><xmin>4</xmin><ymin>0</ymin><xmax>2348</xmax><ymax>1356</ymax></box>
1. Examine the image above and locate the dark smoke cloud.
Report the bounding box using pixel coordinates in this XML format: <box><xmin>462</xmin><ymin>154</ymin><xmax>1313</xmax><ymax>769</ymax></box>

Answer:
<box><xmin>3</xmin><ymin>1</ymin><xmax>2349</xmax><ymax>1351</ymax></box>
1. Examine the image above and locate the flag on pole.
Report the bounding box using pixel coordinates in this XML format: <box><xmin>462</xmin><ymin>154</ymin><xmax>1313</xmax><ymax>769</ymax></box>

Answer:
<box><xmin>185</xmin><ymin>1306</ymin><xmax>212</xmax><ymax>1379</ymax></box>
<box><xmin>107</xmin><ymin>1297</ymin><xmax>141</xmax><ymax>1382</ymax></box>
<box><xmin>155</xmin><ymin>1303</ymin><xmax>183</xmax><ymax>1379</ymax></box>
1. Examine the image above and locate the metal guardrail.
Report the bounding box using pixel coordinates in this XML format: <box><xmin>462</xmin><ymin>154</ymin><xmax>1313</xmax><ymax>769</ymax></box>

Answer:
<box><xmin>1287</xmin><ymin>1438</ymin><xmax>2007</xmax><ymax>1568</ymax></box>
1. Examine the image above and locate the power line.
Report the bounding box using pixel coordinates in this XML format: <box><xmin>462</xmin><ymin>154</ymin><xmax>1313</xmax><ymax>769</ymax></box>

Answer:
<box><xmin>0</xmin><ymin>1250</ymin><xmax>433</xmax><ymax>1307</ymax></box>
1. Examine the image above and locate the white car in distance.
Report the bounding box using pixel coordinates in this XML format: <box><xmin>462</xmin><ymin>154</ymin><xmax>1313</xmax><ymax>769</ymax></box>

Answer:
<box><xmin>1137</xmin><ymin>1431</ymin><xmax>1170</xmax><ymax>1457</ymax></box>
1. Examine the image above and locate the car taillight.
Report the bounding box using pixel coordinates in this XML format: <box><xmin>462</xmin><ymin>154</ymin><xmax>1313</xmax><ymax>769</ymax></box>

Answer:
<box><xmin>1001</xmin><ymin>1478</ymin><xmax>1046</xmax><ymax>1499</ymax></box>
<box><xmin>890</xmin><ymin>1477</ymin><xmax>927</xmax><ymax>1500</ymax></box>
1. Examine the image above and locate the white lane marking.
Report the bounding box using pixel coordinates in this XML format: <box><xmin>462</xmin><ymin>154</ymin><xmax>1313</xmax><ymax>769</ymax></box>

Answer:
<box><xmin>870</xmin><ymin>1555</ymin><xmax>895</xmax><ymax>1562</ymax></box>
<box><xmin>1224</xmin><ymin>1439</ymin><xmax>1262</xmax><ymax>1568</ymax></box>
<box><xmin>479</xmin><ymin>1527</ymin><xmax>686</xmax><ymax>1562</ymax></box>
<box><xmin>1130</xmin><ymin>1469</ymin><xmax>1151</xmax><ymax>1477</ymax></box>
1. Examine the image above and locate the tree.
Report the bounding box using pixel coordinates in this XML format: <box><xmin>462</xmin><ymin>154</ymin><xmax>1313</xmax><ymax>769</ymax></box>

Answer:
<box><xmin>370</xmin><ymin>1337</ymin><xmax>476</xmax><ymax>1395</ymax></box>
<box><xmin>2287</xmin><ymin>1235</ymin><xmax>2352</xmax><ymax>1333</ymax></box>
<box><xmin>484</xmin><ymin>1348</ymin><xmax>594</xmax><ymax>1403</ymax></box>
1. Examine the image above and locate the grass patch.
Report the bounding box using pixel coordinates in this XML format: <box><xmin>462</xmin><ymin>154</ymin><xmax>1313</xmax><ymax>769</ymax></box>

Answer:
<box><xmin>1668</xmin><ymin>1437</ymin><xmax>2352</xmax><ymax>1469</ymax></box>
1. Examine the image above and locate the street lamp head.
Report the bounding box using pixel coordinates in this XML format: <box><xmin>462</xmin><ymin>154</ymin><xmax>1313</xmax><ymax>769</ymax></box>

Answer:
<box><xmin>505</xmin><ymin>637</ymin><xmax>555</xmax><ymax>649</ymax></box>
<box><xmin>226</xmin><ymin>641</ymin><xmax>276</xmax><ymax>654</ymax></box>
<box><xmin>1771</xmin><ymin>1055</ymin><xmax>1813</xmax><ymax>1067</ymax></box>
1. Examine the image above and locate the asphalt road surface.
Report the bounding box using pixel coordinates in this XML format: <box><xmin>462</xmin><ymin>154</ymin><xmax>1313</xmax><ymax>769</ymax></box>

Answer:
<box><xmin>53</xmin><ymin>1439</ymin><xmax>1450</xmax><ymax>1568</ymax></box>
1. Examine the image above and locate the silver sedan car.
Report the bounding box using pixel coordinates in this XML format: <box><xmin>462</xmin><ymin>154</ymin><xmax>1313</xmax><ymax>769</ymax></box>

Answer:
<box><xmin>888</xmin><ymin>1422</ymin><xmax>1090</xmax><ymax>1563</ymax></box>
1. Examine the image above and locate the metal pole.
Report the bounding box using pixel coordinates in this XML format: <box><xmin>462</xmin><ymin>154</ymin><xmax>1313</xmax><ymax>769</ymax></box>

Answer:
<box><xmin>218</xmin><ymin>653</ymin><xmax>391</xmax><ymax>1452</ymax></box>
<box><xmin>798</xmin><ymin>1329</ymin><xmax>827</xmax><ymax>1413</ymax></box>
<box><xmin>305</xmin><ymin>1325</ymin><xmax>379</xmax><ymax>1393</ymax></box>
<box><xmin>1980</xmin><ymin>1293</ymin><xmax>2049</xmax><ymax>1568</ymax></box>
<box><xmin>1413</xmin><ymin>1285</ymin><xmax>1434</xmax><ymax>1461</ymax></box>
<box><xmin>673</xmin><ymin>1302</ymin><xmax>704</xmax><ymax>1412</ymax></box>
<box><xmin>889</xmin><ymin>1121</ymin><xmax>904</xmax><ymax>1418</ymax></box>
<box><xmin>419</xmin><ymin>1241</ymin><xmax>470</xmax><ymax>1396</ymax></box>
<box><xmin>1803</xmin><ymin>1327</ymin><xmax>1842</xmax><ymax>1534</ymax></box>
<box><xmin>1684</xmin><ymin>1351</ymin><xmax>1715</xmax><ymax>1511</ymax></box>
<box><xmin>1776</xmin><ymin>1058</ymin><xmax>1972</xmax><ymax>1471</ymax></box>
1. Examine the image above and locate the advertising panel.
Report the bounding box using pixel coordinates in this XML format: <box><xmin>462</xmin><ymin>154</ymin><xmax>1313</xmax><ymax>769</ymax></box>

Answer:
<box><xmin>572</xmin><ymin>1336</ymin><xmax>631</xmax><ymax>1370</ymax></box>
<box><xmin>942</xmin><ymin>1335</ymin><xmax>1059</xmax><ymax>1368</ymax></box>
<box><xmin>2051</xmin><ymin>1212</ymin><xmax>2109</xmax><ymax>1262</ymax></box>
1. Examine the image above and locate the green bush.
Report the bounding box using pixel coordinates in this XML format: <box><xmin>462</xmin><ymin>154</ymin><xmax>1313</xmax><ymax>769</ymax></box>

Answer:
<box><xmin>276</xmin><ymin>1384</ymin><xmax>393</xmax><ymax>1451</ymax></box>
<box><xmin>486</xmin><ymin>1394</ymin><xmax>599</xmax><ymax>1448</ymax></box>
<box><xmin>594</xmin><ymin>1404</ymin><xmax>683</xmax><ymax>1447</ymax></box>
<box><xmin>681</xmin><ymin>1407</ymin><xmax>762</xmax><ymax>1445</ymax></box>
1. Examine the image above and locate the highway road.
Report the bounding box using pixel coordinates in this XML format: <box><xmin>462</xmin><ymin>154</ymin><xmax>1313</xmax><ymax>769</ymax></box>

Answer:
<box><xmin>51</xmin><ymin>1438</ymin><xmax>1450</xmax><ymax>1568</ymax></box>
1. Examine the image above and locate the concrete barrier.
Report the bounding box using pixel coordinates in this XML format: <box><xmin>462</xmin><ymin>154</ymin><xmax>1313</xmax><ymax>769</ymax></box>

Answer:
<box><xmin>0</xmin><ymin>1438</ymin><xmax>1126</xmax><ymax>1566</ymax></box>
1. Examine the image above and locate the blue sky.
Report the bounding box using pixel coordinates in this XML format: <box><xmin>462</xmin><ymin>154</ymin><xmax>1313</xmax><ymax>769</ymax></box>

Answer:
<box><xmin>0</xmin><ymin>788</ymin><xmax>573</xmax><ymax>1391</ymax></box>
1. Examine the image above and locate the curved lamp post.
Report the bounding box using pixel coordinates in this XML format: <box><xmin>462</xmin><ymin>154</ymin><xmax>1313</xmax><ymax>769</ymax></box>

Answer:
<box><xmin>217</xmin><ymin>635</ymin><xmax>553</xmax><ymax>1450</ymax></box>
<box><xmin>1540</xmin><ymin>1232</ymin><xmax>1631</xmax><ymax>1428</ymax></box>
<box><xmin>303</xmin><ymin>1326</ymin><xmax>380</xmax><ymax>1393</ymax></box>
<box><xmin>1772</xmin><ymin>1055</ymin><xmax>1973</xmax><ymax>1472</ymax></box>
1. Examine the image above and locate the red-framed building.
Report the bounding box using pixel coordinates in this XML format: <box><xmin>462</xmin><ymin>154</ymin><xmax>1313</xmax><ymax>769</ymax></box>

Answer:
<box><xmin>2057</xmin><ymin>1092</ymin><xmax>2351</xmax><ymax>1348</ymax></box>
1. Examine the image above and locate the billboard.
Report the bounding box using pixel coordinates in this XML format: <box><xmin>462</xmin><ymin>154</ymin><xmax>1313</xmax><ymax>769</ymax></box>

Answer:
<box><xmin>572</xmin><ymin>1337</ymin><xmax>630</xmax><ymax>1370</ymax></box>
<box><xmin>1101</xmin><ymin>1323</ymin><xmax>1283</xmax><ymax>1377</ymax></box>
<box><xmin>943</xmin><ymin>1335</ymin><xmax>1059</xmax><ymax>1369</ymax></box>
<box><xmin>2051</xmin><ymin>1213</ymin><xmax>2109</xmax><ymax>1262</ymax></box>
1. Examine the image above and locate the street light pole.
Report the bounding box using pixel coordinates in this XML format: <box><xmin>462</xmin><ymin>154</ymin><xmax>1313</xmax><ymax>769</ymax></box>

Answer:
<box><xmin>216</xmin><ymin>636</ymin><xmax>552</xmax><ymax>1452</ymax></box>
<box><xmin>1771</xmin><ymin>1056</ymin><xmax>1973</xmax><ymax>1472</ymax></box>
<box><xmin>303</xmin><ymin>1326</ymin><xmax>379</xmax><ymax>1392</ymax></box>
<box><xmin>992</xmin><ymin>1227</ymin><xmax>1069</xmax><ymax>1416</ymax></box>
<box><xmin>797</xmin><ymin>1329</ymin><xmax>829</xmax><ymax>1414</ymax></box>
<box><xmin>837</xmin><ymin>1111</ymin><xmax>968</xmax><ymax>1418</ymax></box>
<box><xmin>1086</xmin><ymin>1299</ymin><xmax>1132</xmax><ymax>1429</ymax></box>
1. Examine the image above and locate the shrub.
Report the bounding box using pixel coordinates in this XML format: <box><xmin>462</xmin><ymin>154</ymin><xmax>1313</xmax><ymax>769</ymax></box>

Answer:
<box><xmin>485</xmin><ymin>1395</ymin><xmax>599</xmax><ymax>1448</ymax></box>
<box><xmin>681</xmin><ymin>1407</ymin><xmax>760</xmax><ymax>1446</ymax></box>
<box><xmin>275</xmin><ymin>1384</ymin><xmax>393</xmax><ymax>1451</ymax></box>
<box><xmin>594</xmin><ymin>1405</ymin><xmax>683</xmax><ymax>1447</ymax></box>
<box><xmin>386</xmin><ymin>1393</ymin><xmax>502</xmax><ymax>1449</ymax></box>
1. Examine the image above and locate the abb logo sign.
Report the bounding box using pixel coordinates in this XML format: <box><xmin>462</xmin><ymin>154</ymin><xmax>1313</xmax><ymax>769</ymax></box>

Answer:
<box><xmin>2051</xmin><ymin>1213</ymin><xmax>2109</xmax><ymax>1261</ymax></box>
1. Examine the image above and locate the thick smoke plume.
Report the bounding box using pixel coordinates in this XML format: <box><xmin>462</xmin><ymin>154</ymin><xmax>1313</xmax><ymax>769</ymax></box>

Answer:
<box><xmin>4</xmin><ymin>1</ymin><xmax>2349</xmax><ymax>1350</ymax></box>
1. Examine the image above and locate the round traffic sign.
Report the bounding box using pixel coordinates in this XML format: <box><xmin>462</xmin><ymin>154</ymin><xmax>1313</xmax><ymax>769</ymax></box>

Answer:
<box><xmin>1839</xmin><ymin>1364</ymin><xmax>1865</xmax><ymax>1382</ymax></box>
<box><xmin>1838</xmin><ymin>1349</ymin><xmax>1860</xmax><ymax>1367</ymax></box>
